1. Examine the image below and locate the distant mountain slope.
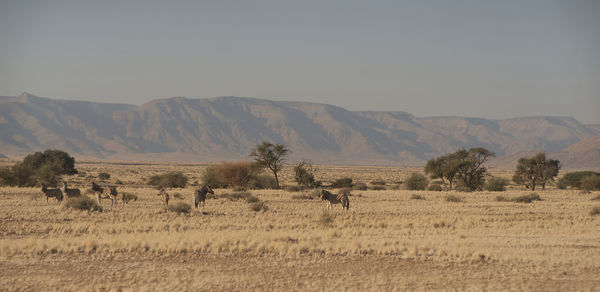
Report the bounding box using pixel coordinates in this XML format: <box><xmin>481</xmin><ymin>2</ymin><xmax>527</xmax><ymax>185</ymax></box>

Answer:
<box><xmin>0</xmin><ymin>93</ymin><xmax>598</xmax><ymax>168</ymax></box>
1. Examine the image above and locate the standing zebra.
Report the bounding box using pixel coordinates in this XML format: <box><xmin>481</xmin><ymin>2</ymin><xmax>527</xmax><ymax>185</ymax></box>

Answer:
<box><xmin>91</xmin><ymin>181</ymin><xmax>112</xmax><ymax>205</ymax></box>
<box><xmin>320</xmin><ymin>189</ymin><xmax>350</xmax><ymax>212</ymax></box>
<box><xmin>157</xmin><ymin>188</ymin><xmax>169</xmax><ymax>206</ymax></box>
<box><xmin>194</xmin><ymin>185</ymin><xmax>214</xmax><ymax>208</ymax></box>
<box><xmin>63</xmin><ymin>182</ymin><xmax>81</xmax><ymax>201</ymax></box>
<box><xmin>41</xmin><ymin>184</ymin><xmax>63</xmax><ymax>204</ymax></box>
<box><xmin>108</xmin><ymin>186</ymin><xmax>119</xmax><ymax>206</ymax></box>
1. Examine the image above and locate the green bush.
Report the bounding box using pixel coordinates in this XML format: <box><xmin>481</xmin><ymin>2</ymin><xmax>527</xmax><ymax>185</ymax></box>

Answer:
<box><xmin>64</xmin><ymin>196</ymin><xmax>102</xmax><ymax>212</ymax></box>
<box><xmin>558</xmin><ymin>171</ymin><xmax>600</xmax><ymax>190</ymax></box>
<box><xmin>405</xmin><ymin>173</ymin><xmax>428</xmax><ymax>190</ymax></box>
<box><xmin>0</xmin><ymin>149</ymin><xmax>77</xmax><ymax>187</ymax></box>
<box><xmin>167</xmin><ymin>202</ymin><xmax>191</xmax><ymax>214</ymax></box>
<box><xmin>580</xmin><ymin>175</ymin><xmax>600</xmax><ymax>191</ymax></box>
<box><xmin>148</xmin><ymin>171</ymin><xmax>188</xmax><ymax>188</ymax></box>
<box><xmin>513</xmin><ymin>193</ymin><xmax>542</xmax><ymax>203</ymax></box>
<box><xmin>331</xmin><ymin>177</ymin><xmax>353</xmax><ymax>188</ymax></box>
<box><xmin>248</xmin><ymin>174</ymin><xmax>277</xmax><ymax>189</ymax></box>
<box><xmin>485</xmin><ymin>177</ymin><xmax>508</xmax><ymax>192</ymax></box>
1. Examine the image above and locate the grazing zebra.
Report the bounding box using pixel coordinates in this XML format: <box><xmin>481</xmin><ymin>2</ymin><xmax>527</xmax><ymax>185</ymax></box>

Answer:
<box><xmin>157</xmin><ymin>188</ymin><xmax>169</xmax><ymax>206</ymax></box>
<box><xmin>194</xmin><ymin>185</ymin><xmax>214</xmax><ymax>208</ymax></box>
<box><xmin>41</xmin><ymin>185</ymin><xmax>63</xmax><ymax>204</ymax></box>
<box><xmin>320</xmin><ymin>189</ymin><xmax>350</xmax><ymax>212</ymax></box>
<box><xmin>63</xmin><ymin>182</ymin><xmax>81</xmax><ymax>201</ymax></box>
<box><xmin>91</xmin><ymin>181</ymin><xmax>112</xmax><ymax>205</ymax></box>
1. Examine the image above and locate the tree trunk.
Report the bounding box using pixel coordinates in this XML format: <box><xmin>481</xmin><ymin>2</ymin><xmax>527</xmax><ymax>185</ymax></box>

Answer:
<box><xmin>273</xmin><ymin>170</ymin><xmax>280</xmax><ymax>189</ymax></box>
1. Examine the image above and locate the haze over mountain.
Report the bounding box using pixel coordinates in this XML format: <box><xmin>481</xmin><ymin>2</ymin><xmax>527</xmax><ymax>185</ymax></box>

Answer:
<box><xmin>1</xmin><ymin>93</ymin><xmax>598</xmax><ymax>168</ymax></box>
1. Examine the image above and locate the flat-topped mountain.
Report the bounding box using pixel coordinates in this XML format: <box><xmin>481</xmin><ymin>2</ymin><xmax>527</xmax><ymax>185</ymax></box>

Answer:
<box><xmin>1</xmin><ymin>93</ymin><xmax>598</xmax><ymax>168</ymax></box>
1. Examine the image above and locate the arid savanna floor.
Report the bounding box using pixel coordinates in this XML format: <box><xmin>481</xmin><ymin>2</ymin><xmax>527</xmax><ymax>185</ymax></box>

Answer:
<box><xmin>1</xmin><ymin>161</ymin><xmax>599</xmax><ymax>291</ymax></box>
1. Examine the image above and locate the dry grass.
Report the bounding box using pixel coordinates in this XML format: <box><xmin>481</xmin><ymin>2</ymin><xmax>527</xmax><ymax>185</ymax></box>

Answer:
<box><xmin>0</xmin><ymin>161</ymin><xmax>599</xmax><ymax>290</ymax></box>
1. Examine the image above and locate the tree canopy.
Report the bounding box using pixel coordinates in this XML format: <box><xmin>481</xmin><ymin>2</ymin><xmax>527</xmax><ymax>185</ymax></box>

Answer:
<box><xmin>250</xmin><ymin>141</ymin><xmax>290</xmax><ymax>189</ymax></box>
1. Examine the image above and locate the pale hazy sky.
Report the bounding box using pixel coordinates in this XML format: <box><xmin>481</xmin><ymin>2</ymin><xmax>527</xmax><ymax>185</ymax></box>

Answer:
<box><xmin>1</xmin><ymin>1</ymin><xmax>599</xmax><ymax>123</ymax></box>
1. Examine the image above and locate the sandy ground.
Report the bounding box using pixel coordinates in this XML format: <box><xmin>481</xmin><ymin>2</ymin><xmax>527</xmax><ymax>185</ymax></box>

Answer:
<box><xmin>2</xmin><ymin>254</ymin><xmax>599</xmax><ymax>291</ymax></box>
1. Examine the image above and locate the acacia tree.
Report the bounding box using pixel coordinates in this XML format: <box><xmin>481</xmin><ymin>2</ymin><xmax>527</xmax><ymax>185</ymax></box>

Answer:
<box><xmin>250</xmin><ymin>141</ymin><xmax>290</xmax><ymax>189</ymax></box>
<box><xmin>453</xmin><ymin>147</ymin><xmax>495</xmax><ymax>191</ymax></box>
<box><xmin>513</xmin><ymin>152</ymin><xmax>560</xmax><ymax>191</ymax></box>
<box><xmin>424</xmin><ymin>155</ymin><xmax>459</xmax><ymax>190</ymax></box>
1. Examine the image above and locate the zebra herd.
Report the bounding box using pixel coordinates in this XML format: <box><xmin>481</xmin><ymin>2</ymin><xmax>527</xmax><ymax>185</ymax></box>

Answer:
<box><xmin>41</xmin><ymin>182</ymin><xmax>350</xmax><ymax>212</ymax></box>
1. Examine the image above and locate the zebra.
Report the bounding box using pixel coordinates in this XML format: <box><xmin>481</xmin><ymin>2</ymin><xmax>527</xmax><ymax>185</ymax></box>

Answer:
<box><xmin>41</xmin><ymin>184</ymin><xmax>63</xmax><ymax>204</ymax></box>
<box><xmin>194</xmin><ymin>185</ymin><xmax>214</xmax><ymax>208</ymax></box>
<box><xmin>108</xmin><ymin>186</ymin><xmax>120</xmax><ymax>206</ymax></box>
<box><xmin>320</xmin><ymin>189</ymin><xmax>349</xmax><ymax>212</ymax></box>
<box><xmin>91</xmin><ymin>181</ymin><xmax>113</xmax><ymax>205</ymax></box>
<box><xmin>157</xmin><ymin>188</ymin><xmax>169</xmax><ymax>206</ymax></box>
<box><xmin>63</xmin><ymin>182</ymin><xmax>81</xmax><ymax>201</ymax></box>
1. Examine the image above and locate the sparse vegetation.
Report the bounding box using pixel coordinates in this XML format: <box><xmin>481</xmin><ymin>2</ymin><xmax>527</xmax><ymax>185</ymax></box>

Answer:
<box><xmin>219</xmin><ymin>191</ymin><xmax>252</xmax><ymax>201</ymax></box>
<box><xmin>513</xmin><ymin>193</ymin><xmax>542</xmax><ymax>203</ymax></box>
<box><xmin>319</xmin><ymin>210</ymin><xmax>334</xmax><ymax>225</ymax></box>
<box><xmin>590</xmin><ymin>207</ymin><xmax>600</xmax><ymax>216</ymax></box>
<box><xmin>64</xmin><ymin>196</ymin><xmax>102</xmax><ymax>212</ymax></box>
<box><xmin>167</xmin><ymin>202</ymin><xmax>191</xmax><ymax>214</ymax></box>
<box><xmin>98</xmin><ymin>172</ymin><xmax>110</xmax><ymax>180</ymax></box>
<box><xmin>370</xmin><ymin>185</ymin><xmax>386</xmax><ymax>191</ymax></box>
<box><xmin>427</xmin><ymin>183</ymin><xmax>442</xmax><ymax>191</ymax></box>
<box><xmin>410</xmin><ymin>194</ymin><xmax>426</xmax><ymax>200</ymax></box>
<box><xmin>445</xmin><ymin>195</ymin><xmax>463</xmax><ymax>202</ymax></box>
<box><xmin>405</xmin><ymin>173</ymin><xmax>428</xmax><ymax>190</ymax></box>
<box><xmin>371</xmin><ymin>180</ymin><xmax>386</xmax><ymax>185</ymax></box>
<box><xmin>352</xmin><ymin>182</ymin><xmax>368</xmax><ymax>190</ymax></box>
<box><xmin>249</xmin><ymin>201</ymin><xmax>269</xmax><ymax>212</ymax></box>
<box><xmin>592</xmin><ymin>194</ymin><xmax>600</xmax><ymax>201</ymax></box>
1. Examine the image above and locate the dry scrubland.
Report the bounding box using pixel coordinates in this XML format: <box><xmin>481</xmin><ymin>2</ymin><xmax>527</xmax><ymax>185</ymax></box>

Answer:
<box><xmin>1</xmin><ymin>161</ymin><xmax>600</xmax><ymax>291</ymax></box>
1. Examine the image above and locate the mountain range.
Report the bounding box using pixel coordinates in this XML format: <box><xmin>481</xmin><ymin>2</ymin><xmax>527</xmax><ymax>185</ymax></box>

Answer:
<box><xmin>1</xmin><ymin>93</ymin><xmax>598</xmax><ymax>169</ymax></box>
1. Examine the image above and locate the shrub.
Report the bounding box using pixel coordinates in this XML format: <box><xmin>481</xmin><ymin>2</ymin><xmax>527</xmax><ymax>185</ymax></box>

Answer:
<box><xmin>370</xmin><ymin>185</ymin><xmax>386</xmax><ymax>191</ymax></box>
<box><xmin>284</xmin><ymin>185</ymin><xmax>305</xmax><ymax>192</ymax></box>
<box><xmin>249</xmin><ymin>201</ymin><xmax>268</xmax><ymax>212</ymax></box>
<box><xmin>215</xmin><ymin>161</ymin><xmax>261</xmax><ymax>189</ymax></box>
<box><xmin>410</xmin><ymin>194</ymin><xmax>426</xmax><ymax>200</ymax></box>
<box><xmin>405</xmin><ymin>173</ymin><xmax>428</xmax><ymax>190</ymax></box>
<box><xmin>319</xmin><ymin>211</ymin><xmax>334</xmax><ymax>225</ymax></box>
<box><xmin>558</xmin><ymin>171</ymin><xmax>600</xmax><ymax>190</ymax></box>
<box><xmin>167</xmin><ymin>202</ymin><xmax>191</xmax><ymax>214</ymax></box>
<box><xmin>371</xmin><ymin>180</ymin><xmax>386</xmax><ymax>185</ymax></box>
<box><xmin>0</xmin><ymin>149</ymin><xmax>78</xmax><ymax>187</ymax></box>
<box><xmin>122</xmin><ymin>192</ymin><xmax>138</xmax><ymax>203</ymax></box>
<box><xmin>245</xmin><ymin>194</ymin><xmax>260</xmax><ymax>203</ymax></box>
<box><xmin>201</xmin><ymin>166</ymin><xmax>225</xmax><ymax>188</ymax></box>
<box><xmin>513</xmin><ymin>193</ymin><xmax>542</xmax><ymax>203</ymax></box>
<box><xmin>352</xmin><ymin>182</ymin><xmax>368</xmax><ymax>191</ymax></box>
<box><xmin>331</xmin><ymin>177</ymin><xmax>353</xmax><ymax>188</ymax></box>
<box><xmin>248</xmin><ymin>174</ymin><xmax>277</xmax><ymax>189</ymax></box>
<box><xmin>98</xmin><ymin>172</ymin><xmax>110</xmax><ymax>180</ymax></box>
<box><xmin>294</xmin><ymin>160</ymin><xmax>316</xmax><ymax>187</ymax></box>
<box><xmin>427</xmin><ymin>184</ymin><xmax>442</xmax><ymax>191</ymax></box>
<box><xmin>219</xmin><ymin>191</ymin><xmax>252</xmax><ymax>201</ymax></box>
<box><xmin>485</xmin><ymin>177</ymin><xmax>508</xmax><ymax>192</ymax></box>
<box><xmin>148</xmin><ymin>171</ymin><xmax>188</xmax><ymax>188</ymax></box>
<box><xmin>445</xmin><ymin>195</ymin><xmax>463</xmax><ymax>203</ymax></box>
<box><xmin>64</xmin><ymin>196</ymin><xmax>103</xmax><ymax>212</ymax></box>
<box><xmin>495</xmin><ymin>196</ymin><xmax>509</xmax><ymax>202</ymax></box>
<box><xmin>580</xmin><ymin>175</ymin><xmax>600</xmax><ymax>191</ymax></box>
<box><xmin>590</xmin><ymin>207</ymin><xmax>600</xmax><ymax>216</ymax></box>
